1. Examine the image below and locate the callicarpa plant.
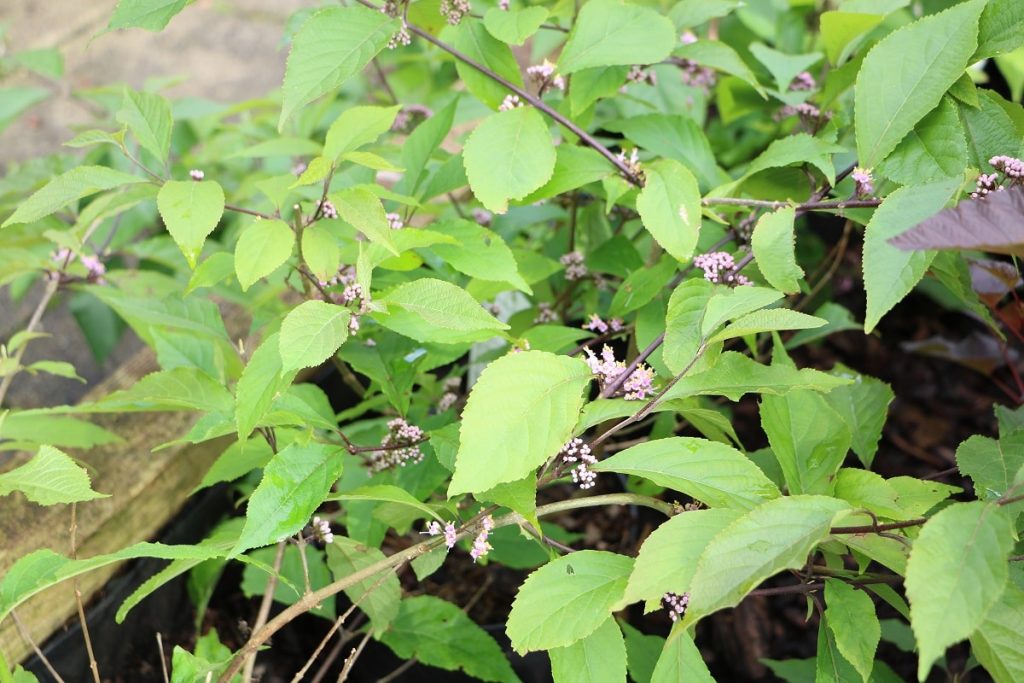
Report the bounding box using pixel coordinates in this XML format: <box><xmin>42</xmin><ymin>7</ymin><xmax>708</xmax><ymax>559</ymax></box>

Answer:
<box><xmin>1</xmin><ymin>0</ymin><xmax>1024</xmax><ymax>681</ymax></box>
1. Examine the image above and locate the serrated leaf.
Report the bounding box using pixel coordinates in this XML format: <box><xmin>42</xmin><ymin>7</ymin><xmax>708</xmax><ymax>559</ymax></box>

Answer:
<box><xmin>278</xmin><ymin>300</ymin><xmax>351</xmax><ymax>374</ymax></box>
<box><xmin>334</xmin><ymin>186</ymin><xmax>398</xmax><ymax>254</ymax></box>
<box><xmin>816</xmin><ymin>615</ymin><xmax>863</xmax><ymax>683</ymax></box>
<box><xmin>594</xmin><ymin>437</ymin><xmax>780</xmax><ymax>510</ymax></box>
<box><xmin>95</xmin><ymin>366</ymin><xmax>234</xmax><ymax>413</ymax></box>
<box><xmin>748</xmin><ymin>43</ymin><xmax>822</xmax><ymax>93</ymax></box>
<box><xmin>234</xmin><ymin>218</ymin><xmax>294</xmax><ymax>290</ymax></box>
<box><xmin>231</xmin><ymin>442</ymin><xmax>344</xmax><ymax>555</ymax></box>
<box><xmin>454</xmin><ymin>20</ymin><xmax>526</xmax><ymax>110</ymax></box>
<box><xmin>744</xmin><ymin>134</ymin><xmax>844</xmax><ymax>186</ymax></box>
<box><xmin>0</xmin><ymin>411</ymin><xmax>121</xmax><ymax>450</ymax></box>
<box><xmin>463</xmin><ymin>107</ymin><xmax>556</xmax><ymax>214</ymax></box>
<box><xmin>636</xmin><ymin>159</ymin><xmax>701</xmax><ymax>262</ymax></box>
<box><xmin>761</xmin><ymin>388</ymin><xmax>851</xmax><ymax>495</ymax></box>
<box><xmin>854</xmin><ymin>0</ymin><xmax>984</xmax><ymax>166</ymax></box>
<box><xmin>428</xmin><ymin>219</ymin><xmax>530</xmax><ymax>293</ymax></box>
<box><xmin>236</xmin><ymin>333</ymin><xmax>297</xmax><ymax>439</ymax></box>
<box><xmin>0</xmin><ymin>445</ymin><xmax>107</xmax><ymax>505</ymax></box>
<box><xmin>609</xmin><ymin>257</ymin><xmax>675</xmax><ymax>318</ymax></box>
<box><xmin>821</xmin><ymin>11</ymin><xmax>884</xmax><ymax>65</ymax></box>
<box><xmin>663</xmin><ymin>278</ymin><xmax>716</xmax><ymax>375</ymax></box>
<box><xmin>825</xmin><ymin>579</ymin><xmax>880</xmax><ymax>682</ymax></box>
<box><xmin>376</xmin><ymin>278</ymin><xmax>508</xmax><ymax>345</ymax></box>
<box><xmin>863</xmin><ymin>177</ymin><xmax>960</xmax><ymax>332</ymax></box>
<box><xmin>323</xmin><ymin>104</ymin><xmax>401</xmax><ymax>162</ymax></box>
<box><xmin>751</xmin><ymin>207</ymin><xmax>803</xmax><ymax>293</ymax></box>
<box><xmin>960</xmin><ymin>91</ymin><xmax>1023</xmax><ymax>172</ymax></box>
<box><xmin>108</xmin><ymin>0</ymin><xmax>189</xmax><ymax>30</ymax></box>
<box><xmin>709</xmin><ymin>309</ymin><xmax>825</xmax><ymax>344</ymax></box>
<box><xmin>549</xmin><ymin>617</ymin><xmax>627</xmax><ymax>683</ymax></box>
<box><xmin>685</xmin><ymin>495</ymin><xmax>850</xmax><ymax>623</ymax></box>
<box><xmin>186</xmin><ymin>252</ymin><xmax>234</xmax><ymax>293</ymax></box>
<box><xmin>956</xmin><ymin>432</ymin><xmax>1024</xmax><ymax>501</ymax></box>
<box><xmin>558</xmin><ymin>0</ymin><xmax>675</xmax><ymax>74</ymax></box>
<box><xmin>507</xmin><ymin>551</ymin><xmax>632</xmax><ymax>653</ymax></box>
<box><xmin>605</xmin><ymin>114</ymin><xmax>719</xmax><ymax>191</ymax></box>
<box><xmin>26</xmin><ymin>360</ymin><xmax>84</xmax><ymax>382</ymax></box>
<box><xmin>157</xmin><ymin>179</ymin><xmax>225</xmax><ymax>268</ymax></box>
<box><xmin>651</xmin><ymin>631</ymin><xmax>714</xmax><ymax>683</ymax></box>
<box><xmin>279</xmin><ymin>6</ymin><xmax>398</xmax><ymax>127</ymax></box>
<box><xmin>975</xmin><ymin>0</ymin><xmax>1024</xmax><ymax>59</ymax></box>
<box><xmin>449</xmin><ymin>351</ymin><xmax>590</xmax><ymax>495</ymax></box>
<box><xmin>905</xmin><ymin>501</ymin><xmax>1014</xmax><ymax>681</ymax></box>
<box><xmin>970</xmin><ymin>583</ymin><xmax>1024</xmax><ymax>683</ymax></box>
<box><xmin>701</xmin><ymin>286</ymin><xmax>785</xmax><ymax>338</ymax></box>
<box><xmin>116</xmin><ymin>88</ymin><xmax>173</xmax><ymax>165</ymax></box>
<box><xmin>824</xmin><ymin>364</ymin><xmax>894</xmax><ymax>469</ymax></box>
<box><xmin>381</xmin><ymin>595</ymin><xmax>520</xmax><ymax>683</ymax></box>
<box><xmin>876</xmin><ymin>97</ymin><xmax>967</xmax><ymax>184</ymax></box>
<box><xmin>301</xmin><ymin>224</ymin><xmax>340</xmax><ymax>282</ymax></box>
<box><xmin>2</xmin><ymin>166</ymin><xmax>146</xmax><ymax>228</ymax></box>
<box><xmin>326</xmin><ymin>537</ymin><xmax>401</xmax><ymax>636</ymax></box>
<box><xmin>520</xmin><ymin>145</ymin><xmax>611</xmax><ymax>204</ymax></box>
<box><xmin>674</xmin><ymin>40</ymin><xmax>764</xmax><ymax>95</ymax></box>
<box><xmin>483</xmin><ymin>7</ymin><xmax>549</xmax><ymax>46</ymax></box>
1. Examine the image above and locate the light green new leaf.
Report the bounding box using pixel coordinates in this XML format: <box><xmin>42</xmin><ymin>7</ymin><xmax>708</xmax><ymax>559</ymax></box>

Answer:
<box><xmin>95</xmin><ymin>367</ymin><xmax>233</xmax><ymax>413</ymax></box>
<box><xmin>116</xmin><ymin>89</ymin><xmax>172</xmax><ymax>165</ymax></box>
<box><xmin>824</xmin><ymin>364</ymin><xmax>894</xmax><ymax>469</ymax></box>
<box><xmin>0</xmin><ymin>411</ymin><xmax>120</xmax><ymax>450</ymax></box>
<box><xmin>234</xmin><ymin>218</ymin><xmax>294</xmax><ymax>290</ymax></box>
<box><xmin>429</xmin><ymin>219</ymin><xmax>531</xmax><ymax>293</ymax></box>
<box><xmin>0</xmin><ymin>445</ymin><xmax>107</xmax><ymax>505</ymax></box>
<box><xmin>751</xmin><ymin>207</ymin><xmax>803</xmax><ymax>293</ymax></box>
<box><xmin>905</xmin><ymin>501</ymin><xmax>1014</xmax><ymax>681</ymax></box>
<box><xmin>507</xmin><ymin>551</ymin><xmax>632</xmax><ymax>653</ymax></box>
<box><xmin>863</xmin><ymin>177</ymin><xmax>960</xmax><ymax>332</ymax></box>
<box><xmin>231</xmin><ymin>442</ymin><xmax>344</xmax><ymax>555</ymax></box>
<box><xmin>685</xmin><ymin>495</ymin><xmax>850</xmax><ymax>622</ymax></box>
<box><xmin>820</xmin><ymin>11</ymin><xmax>884</xmax><ymax>66</ymax></box>
<box><xmin>956</xmin><ymin>432</ymin><xmax>1024</xmax><ymax>501</ymax></box>
<box><xmin>449</xmin><ymin>351</ymin><xmax>590</xmax><ymax>496</ymax></box>
<box><xmin>663</xmin><ymin>278</ymin><xmax>715</xmax><ymax>375</ymax></box>
<box><xmin>279</xmin><ymin>6</ymin><xmax>398</xmax><ymax>128</ymax></box>
<box><xmin>650</xmin><ymin>630</ymin><xmax>714</xmax><ymax>683</ymax></box>
<box><xmin>816</xmin><ymin>615</ymin><xmax>863</xmax><ymax>683</ymax></box>
<box><xmin>483</xmin><ymin>7</ymin><xmax>549</xmax><ymax>46</ymax></box>
<box><xmin>558</xmin><ymin>0</ymin><xmax>675</xmax><ymax>74</ymax></box>
<box><xmin>761</xmin><ymin>388</ymin><xmax>851</xmax><ymax>495</ymax></box>
<box><xmin>463</xmin><ymin>107</ymin><xmax>556</xmax><ymax>214</ymax></box>
<box><xmin>709</xmin><ymin>309</ymin><xmax>825</xmax><ymax>345</ymax></box>
<box><xmin>825</xmin><ymin>579</ymin><xmax>880</xmax><ymax>682</ymax></box>
<box><xmin>157</xmin><ymin>179</ymin><xmax>225</xmax><ymax>268</ymax></box>
<box><xmin>108</xmin><ymin>0</ymin><xmax>190</xmax><ymax>31</ymax></box>
<box><xmin>454</xmin><ymin>21</ymin><xmax>526</xmax><ymax>110</ymax></box>
<box><xmin>2</xmin><ymin>166</ymin><xmax>146</xmax><ymax>228</ymax></box>
<box><xmin>854</xmin><ymin>0</ymin><xmax>984</xmax><ymax>166</ymax></box>
<box><xmin>323</xmin><ymin>104</ymin><xmax>401</xmax><ymax>162</ymax></box>
<box><xmin>291</xmin><ymin>156</ymin><xmax>332</xmax><ymax>188</ymax></box>
<box><xmin>186</xmin><ymin>252</ymin><xmax>234</xmax><ymax>294</ymax></box>
<box><xmin>381</xmin><ymin>596</ymin><xmax>520</xmax><ymax>683</ymax></box>
<box><xmin>549</xmin><ymin>617</ymin><xmax>627</xmax><ymax>683</ymax></box>
<box><xmin>228</xmin><ymin>136</ymin><xmax>322</xmax><ymax>160</ymax></box>
<box><xmin>636</xmin><ymin>159</ymin><xmax>701</xmax><ymax>262</ymax></box>
<box><xmin>619</xmin><ymin>508</ymin><xmax>743</xmax><ymax>610</ymax></box>
<box><xmin>334</xmin><ymin>186</ymin><xmax>398</xmax><ymax>254</ymax></box>
<box><xmin>325</xmin><ymin>537</ymin><xmax>401</xmax><ymax>636</ymax></box>
<box><xmin>970</xmin><ymin>583</ymin><xmax>1024</xmax><ymax>683</ymax></box>
<box><xmin>876</xmin><ymin>97</ymin><xmax>967</xmax><ymax>185</ymax></box>
<box><xmin>278</xmin><ymin>300</ymin><xmax>351</xmax><ymax>374</ymax></box>
<box><xmin>594</xmin><ymin>438</ymin><xmax>780</xmax><ymax>510</ymax></box>
<box><xmin>377</xmin><ymin>278</ymin><xmax>508</xmax><ymax>345</ymax></box>
<box><xmin>975</xmin><ymin>0</ymin><xmax>1024</xmax><ymax>59</ymax></box>
<box><xmin>888</xmin><ymin>476</ymin><xmax>960</xmax><ymax>518</ymax></box>
<box><xmin>236</xmin><ymin>333</ymin><xmax>297</xmax><ymax>439</ymax></box>
<box><xmin>300</xmin><ymin>224</ymin><xmax>340</xmax><ymax>282</ymax></box>
<box><xmin>701</xmin><ymin>286</ymin><xmax>785</xmax><ymax>338</ymax></box>
<box><xmin>520</xmin><ymin>145</ymin><xmax>611</xmax><ymax>204</ymax></box>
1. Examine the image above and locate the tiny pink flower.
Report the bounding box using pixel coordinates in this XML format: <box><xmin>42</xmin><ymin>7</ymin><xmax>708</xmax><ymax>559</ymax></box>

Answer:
<box><xmin>189</xmin><ymin>169</ymin><xmax>205</xmax><ymax>181</ymax></box>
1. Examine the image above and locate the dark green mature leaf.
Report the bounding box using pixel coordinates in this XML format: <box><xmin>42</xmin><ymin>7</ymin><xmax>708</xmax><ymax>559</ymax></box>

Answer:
<box><xmin>748</xmin><ymin>43</ymin><xmax>822</xmax><ymax>93</ymax></box>
<box><xmin>620</xmin><ymin>622</ymin><xmax>664</xmax><ymax>683</ymax></box>
<box><xmin>959</xmin><ymin>91</ymin><xmax>1024</xmax><ymax>172</ymax></box>
<box><xmin>825</xmin><ymin>579</ymin><xmax>880</xmax><ymax>682</ymax></box>
<box><xmin>877</xmin><ymin>97</ymin><xmax>967</xmax><ymax>184</ymax></box>
<box><xmin>381</xmin><ymin>596</ymin><xmax>520</xmax><ymax>683</ymax></box>
<box><xmin>506</xmin><ymin>551</ymin><xmax>633</xmax><ymax>653</ymax></box>
<box><xmin>157</xmin><ymin>179</ymin><xmax>225</xmax><ymax>268</ymax></box>
<box><xmin>279</xmin><ymin>6</ymin><xmax>398</xmax><ymax>127</ymax></box>
<box><xmin>824</xmin><ymin>364</ymin><xmax>894</xmax><ymax>469</ymax></box>
<box><xmin>975</xmin><ymin>0</ymin><xmax>1024</xmax><ymax>59</ymax></box>
<box><xmin>326</xmin><ymin>537</ymin><xmax>401</xmax><ymax>636</ymax></box>
<box><xmin>242</xmin><ymin>544</ymin><xmax>334</xmax><ymax>619</ymax></box>
<box><xmin>854</xmin><ymin>0</ymin><xmax>984</xmax><ymax>166</ymax></box>
<box><xmin>557</xmin><ymin>0</ymin><xmax>675</xmax><ymax>74</ymax></box>
<box><xmin>905</xmin><ymin>502</ymin><xmax>1014</xmax><ymax>680</ymax></box>
<box><xmin>761</xmin><ymin>388</ymin><xmax>851</xmax><ymax>495</ymax></box>
<box><xmin>595</xmin><ymin>438</ymin><xmax>779</xmax><ymax>510</ymax></box>
<box><xmin>0</xmin><ymin>445</ymin><xmax>107</xmax><ymax>505</ymax></box>
<box><xmin>108</xmin><ymin>0</ymin><xmax>190</xmax><ymax>30</ymax></box>
<box><xmin>636</xmin><ymin>159</ymin><xmax>702</xmax><ymax>262</ymax></box>
<box><xmin>2</xmin><ymin>166</ymin><xmax>146</xmax><ymax>228</ymax></box>
<box><xmin>278</xmin><ymin>301</ymin><xmax>350</xmax><ymax>373</ymax></box>
<box><xmin>231</xmin><ymin>442</ymin><xmax>344</xmax><ymax>555</ymax></box>
<box><xmin>454</xmin><ymin>20</ymin><xmax>525</xmax><ymax>110</ymax></box>
<box><xmin>604</xmin><ymin>115</ymin><xmax>718</xmax><ymax>190</ymax></box>
<box><xmin>463</xmin><ymin>107</ymin><xmax>556</xmax><ymax>213</ymax></box>
<box><xmin>549</xmin><ymin>617</ymin><xmax>627</xmax><ymax>683</ymax></box>
<box><xmin>449</xmin><ymin>351</ymin><xmax>590</xmax><ymax>495</ymax></box>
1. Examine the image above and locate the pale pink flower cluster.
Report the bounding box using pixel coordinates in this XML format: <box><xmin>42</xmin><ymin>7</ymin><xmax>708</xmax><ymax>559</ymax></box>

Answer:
<box><xmin>292</xmin><ymin>161</ymin><xmax>308</xmax><ymax>176</ymax></box>
<box><xmin>527</xmin><ymin>60</ymin><xmax>566</xmax><ymax>92</ymax></box>
<box><xmin>470</xmin><ymin>515</ymin><xmax>494</xmax><ymax>562</ymax></box>
<box><xmin>583</xmin><ymin>314</ymin><xmax>623</xmax><ymax>334</ymax></box>
<box><xmin>316</xmin><ymin>199</ymin><xmax>338</xmax><ymax>219</ymax></box>
<box><xmin>498</xmin><ymin>94</ymin><xmax>523</xmax><ymax>112</ymax></box>
<box><xmin>625</xmin><ymin>65</ymin><xmax>657</xmax><ymax>87</ymax></box>
<box><xmin>189</xmin><ymin>169</ymin><xmax>205</xmax><ymax>181</ymax></box>
<box><xmin>680</xmin><ymin>30</ymin><xmax>698</xmax><ymax>45</ymax></box>
<box><xmin>623</xmin><ymin>364</ymin><xmax>655</xmax><ymax>401</ymax></box>
<box><xmin>424</xmin><ymin>520</ymin><xmax>458</xmax><ymax>549</ymax></box>
<box><xmin>991</xmin><ymin>155</ymin><xmax>1024</xmax><ymax>179</ymax></box>
<box><xmin>560</xmin><ymin>251</ymin><xmax>587</xmax><ymax>280</ymax></box>
<box><xmin>662</xmin><ymin>592</ymin><xmax>690</xmax><ymax>622</ymax></box>
<box><xmin>370</xmin><ymin>418</ymin><xmax>425</xmax><ymax>472</ymax></box>
<box><xmin>472</xmin><ymin>207</ymin><xmax>493</xmax><ymax>226</ymax></box>
<box><xmin>615</xmin><ymin>148</ymin><xmax>643</xmax><ymax>177</ymax></box>
<box><xmin>498</xmin><ymin>0</ymin><xmax>509</xmax><ymax>9</ymax></box>
<box><xmin>851</xmin><ymin>167</ymin><xmax>874</xmax><ymax>198</ymax></box>
<box><xmin>583</xmin><ymin>345</ymin><xmax>656</xmax><ymax>400</ymax></box>
<box><xmin>971</xmin><ymin>156</ymin><xmax>1024</xmax><ymax>199</ymax></box>
<box><xmin>391</xmin><ymin>104</ymin><xmax>433</xmax><ymax>133</ymax></box>
<box><xmin>386</xmin><ymin>212</ymin><xmax>404</xmax><ymax>230</ymax></box>
<box><xmin>311</xmin><ymin>516</ymin><xmax>334</xmax><ymax>544</ymax></box>
<box><xmin>559</xmin><ymin>438</ymin><xmax>597</xmax><ymax>489</ymax></box>
<box><xmin>388</xmin><ymin>24</ymin><xmax>411</xmax><ymax>49</ymax></box>
<box><xmin>693</xmin><ymin>251</ymin><xmax>751</xmax><ymax>286</ymax></box>
<box><xmin>677</xmin><ymin>60</ymin><xmax>715</xmax><ymax>92</ymax></box>
<box><xmin>534</xmin><ymin>302</ymin><xmax>559</xmax><ymax>324</ymax></box>
<box><xmin>339</xmin><ymin>282</ymin><xmax>370</xmax><ymax>334</ymax></box>
<box><xmin>440</xmin><ymin>0</ymin><xmax>470</xmax><ymax>24</ymax></box>
<box><xmin>777</xmin><ymin>103</ymin><xmax>827</xmax><ymax>126</ymax></box>
<box><xmin>51</xmin><ymin>249</ymin><xmax>105</xmax><ymax>283</ymax></box>
<box><xmin>438</xmin><ymin>376</ymin><xmax>460</xmax><ymax>412</ymax></box>
<box><xmin>788</xmin><ymin>71</ymin><xmax>816</xmax><ymax>91</ymax></box>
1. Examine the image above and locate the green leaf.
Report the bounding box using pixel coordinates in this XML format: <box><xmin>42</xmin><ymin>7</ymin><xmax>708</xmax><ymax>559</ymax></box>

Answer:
<box><xmin>2</xmin><ymin>166</ymin><xmax>146</xmax><ymax>228</ymax></box>
<box><xmin>520</xmin><ymin>145</ymin><xmax>612</xmax><ymax>204</ymax></box>
<box><xmin>25</xmin><ymin>360</ymin><xmax>84</xmax><ymax>382</ymax></box>
<box><xmin>815</xmin><ymin>615</ymin><xmax>863</xmax><ymax>683</ymax></box>
<box><xmin>558</xmin><ymin>0</ymin><xmax>675</xmax><ymax>74</ymax></box>
<box><xmin>661</xmin><ymin>351</ymin><xmax>851</xmax><ymax>403</ymax></box>
<box><xmin>751</xmin><ymin>207</ymin><xmax>803</xmax><ymax>294</ymax></box>
<box><xmin>888</xmin><ymin>476</ymin><xmax>960</xmax><ymax>518</ymax></box>
<box><xmin>824</xmin><ymin>364</ymin><xmax>894</xmax><ymax>469</ymax></box>
<box><xmin>568</xmin><ymin>66</ymin><xmax>629</xmax><ymax>116</ymax></box>
<box><xmin>604</xmin><ymin>115</ymin><xmax>718</xmax><ymax>191</ymax></box>
<box><xmin>170</xmin><ymin>629</ymin><xmax>232</xmax><ymax>682</ymax></box>
<box><xmin>748</xmin><ymin>43</ymin><xmax>822</xmax><ymax>93</ymax></box>
<box><xmin>116</xmin><ymin>88</ymin><xmax>173</xmax><ymax>165</ymax></box>
<box><xmin>0</xmin><ymin>445</ymin><xmax>107</xmax><ymax>505</ymax></box>
<box><xmin>673</xmin><ymin>40</ymin><xmax>764</xmax><ymax>95</ymax></box>
<box><xmin>279</xmin><ymin>6</ymin><xmax>398</xmax><ymax>128</ymax></box>
<box><xmin>228</xmin><ymin>136</ymin><xmax>322</xmax><ymax>160</ymax></box>
<box><xmin>619</xmin><ymin>508</ymin><xmax>743</xmax><ymax>610</ymax></box>
<box><xmin>975</xmin><ymin>0</ymin><xmax>1024</xmax><ymax>59</ymax></box>
<box><xmin>970</xmin><ymin>583</ymin><xmax>1024</xmax><ymax>683</ymax></box>
<box><xmin>650</xmin><ymin>631</ymin><xmax>714</xmax><ymax>683</ymax></box>
<box><xmin>230</xmin><ymin>442</ymin><xmax>344</xmax><ymax>555</ymax></box>
<box><xmin>761</xmin><ymin>389</ymin><xmax>851</xmax><ymax>495</ymax></box>
<box><xmin>195</xmin><ymin>439</ymin><xmax>273</xmax><ymax>492</ymax></box>
<box><xmin>301</xmin><ymin>225</ymin><xmax>340</xmax><ymax>282</ymax></box>
<box><xmin>609</xmin><ymin>257</ymin><xmax>676</xmax><ymax>318</ymax></box>
<box><xmin>594</xmin><ymin>437</ymin><xmax>780</xmax><ymax>510</ymax></box>
<box><xmin>95</xmin><ymin>367</ymin><xmax>234</xmax><ymax>413</ymax></box>
<box><xmin>743</xmin><ymin>134</ymin><xmax>844</xmax><ymax>187</ymax></box>
<box><xmin>454</xmin><ymin>20</ymin><xmax>526</xmax><ymax>110</ymax></box>
<box><xmin>708</xmin><ymin>309</ymin><xmax>826</xmax><ymax>345</ymax></box>
<box><xmin>685</xmin><ymin>495</ymin><xmax>850</xmax><ymax>623</ymax></box>
<box><xmin>330</xmin><ymin>484</ymin><xmax>444</xmax><ymax>523</ymax></box>
<box><xmin>549</xmin><ymin>617</ymin><xmax>627</xmax><ymax>683</ymax></box>
<box><xmin>663</xmin><ymin>278</ymin><xmax>715</xmax><ymax>375</ymax></box>
<box><xmin>325</xmin><ymin>537</ymin><xmax>401</xmax><ymax>636</ymax></box>
<box><xmin>108</xmin><ymin>0</ymin><xmax>189</xmax><ymax>30</ymax></box>
<box><xmin>959</xmin><ymin>90</ymin><xmax>1024</xmax><ymax>171</ymax></box>
<box><xmin>323</xmin><ymin>104</ymin><xmax>401</xmax><ymax>162</ymax></box>
<box><xmin>234</xmin><ymin>218</ymin><xmax>294</xmax><ymax>290</ymax></box>
<box><xmin>506</xmin><ymin>551</ymin><xmax>633</xmax><ymax>653</ymax></box>
<box><xmin>186</xmin><ymin>252</ymin><xmax>235</xmax><ymax>294</ymax></box>
<box><xmin>463</xmin><ymin>107</ymin><xmax>556</xmax><ymax>214</ymax></box>
<box><xmin>876</xmin><ymin>97</ymin><xmax>967</xmax><ymax>184</ymax></box>
<box><xmin>483</xmin><ymin>7</ymin><xmax>549</xmax><ymax>46</ymax></box>
<box><xmin>334</xmin><ymin>186</ymin><xmax>398</xmax><ymax>254</ymax></box>
<box><xmin>0</xmin><ymin>411</ymin><xmax>121</xmax><ymax>449</ymax></box>
<box><xmin>636</xmin><ymin>159</ymin><xmax>702</xmax><ymax>262</ymax></box>
<box><xmin>905</xmin><ymin>501</ymin><xmax>1014</xmax><ymax>680</ymax></box>
<box><xmin>396</xmin><ymin>97</ymin><xmax>458</xmax><ymax>198</ymax></box>
<box><xmin>956</xmin><ymin>432</ymin><xmax>1024</xmax><ymax>501</ymax></box>
<box><xmin>820</xmin><ymin>11</ymin><xmax>884</xmax><ymax>65</ymax></box>
<box><xmin>863</xmin><ymin>177</ymin><xmax>960</xmax><ymax>332</ymax></box>
<box><xmin>380</xmin><ymin>595</ymin><xmax>520</xmax><ymax>683</ymax></box>
<box><xmin>701</xmin><ymin>286</ymin><xmax>785</xmax><ymax>338</ymax></box>
<box><xmin>278</xmin><ymin>300</ymin><xmax>351</xmax><ymax>374</ymax></box>
<box><xmin>242</xmin><ymin>544</ymin><xmax>334</xmax><ymax>619</ymax></box>
<box><xmin>449</xmin><ymin>351</ymin><xmax>590</xmax><ymax>496</ymax></box>
<box><xmin>854</xmin><ymin>0</ymin><xmax>985</xmax><ymax>166</ymax></box>
<box><xmin>236</xmin><ymin>333</ymin><xmax>297</xmax><ymax>439</ymax></box>
<box><xmin>621</xmin><ymin>622</ymin><xmax>663</xmax><ymax>683</ymax></box>
<box><xmin>376</xmin><ymin>278</ymin><xmax>508</xmax><ymax>345</ymax></box>
<box><xmin>0</xmin><ymin>87</ymin><xmax>48</xmax><ymax>134</ymax></box>
<box><xmin>825</xmin><ymin>579</ymin><xmax>880</xmax><ymax>682</ymax></box>
<box><xmin>428</xmin><ymin>219</ymin><xmax>531</xmax><ymax>293</ymax></box>
<box><xmin>157</xmin><ymin>179</ymin><xmax>225</xmax><ymax>268</ymax></box>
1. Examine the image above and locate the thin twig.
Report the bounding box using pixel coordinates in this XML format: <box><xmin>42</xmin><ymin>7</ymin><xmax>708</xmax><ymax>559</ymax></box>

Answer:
<box><xmin>11</xmin><ymin>611</ymin><xmax>66</xmax><ymax>683</ymax></box>
<box><xmin>702</xmin><ymin>197</ymin><xmax>881</xmax><ymax>212</ymax></box>
<box><xmin>224</xmin><ymin>204</ymin><xmax>275</xmax><ymax>220</ymax></box>
<box><xmin>376</xmin><ymin>659</ymin><xmax>418</xmax><ymax>683</ymax></box>
<box><xmin>336</xmin><ymin>630</ymin><xmax>372</xmax><ymax>683</ymax></box>
<box><xmin>157</xmin><ymin>633</ymin><xmax>170</xmax><ymax>683</ymax></box>
<box><xmin>371</xmin><ymin>58</ymin><xmax>399</xmax><ymax>104</ymax></box>
<box><xmin>242</xmin><ymin>540</ymin><xmax>287</xmax><ymax>682</ymax></box>
<box><xmin>310</xmin><ymin>615</ymin><xmax>366</xmax><ymax>683</ymax></box>
<box><xmin>0</xmin><ymin>278</ymin><xmax>58</xmax><ymax>408</ymax></box>
<box><xmin>70</xmin><ymin>505</ymin><xmax>101</xmax><ymax>683</ymax></box>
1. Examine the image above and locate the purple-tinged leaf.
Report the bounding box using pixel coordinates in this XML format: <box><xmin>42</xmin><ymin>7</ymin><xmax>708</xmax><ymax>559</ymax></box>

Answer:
<box><xmin>889</xmin><ymin>186</ymin><xmax>1024</xmax><ymax>257</ymax></box>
